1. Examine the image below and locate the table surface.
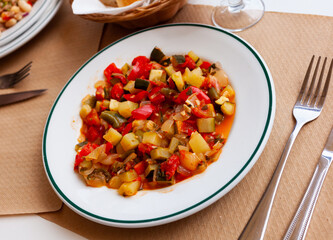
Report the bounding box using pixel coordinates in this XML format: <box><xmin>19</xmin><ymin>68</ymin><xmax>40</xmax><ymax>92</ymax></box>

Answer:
<box><xmin>1</xmin><ymin>0</ymin><xmax>332</xmax><ymax>239</ymax></box>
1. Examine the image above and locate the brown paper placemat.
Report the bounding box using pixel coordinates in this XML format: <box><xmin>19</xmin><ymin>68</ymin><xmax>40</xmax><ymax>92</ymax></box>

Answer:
<box><xmin>37</xmin><ymin>4</ymin><xmax>333</xmax><ymax>240</ymax></box>
<box><xmin>0</xmin><ymin>2</ymin><xmax>104</xmax><ymax>214</ymax></box>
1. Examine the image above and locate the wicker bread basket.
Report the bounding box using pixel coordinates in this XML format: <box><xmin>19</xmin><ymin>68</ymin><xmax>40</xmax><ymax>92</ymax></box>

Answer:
<box><xmin>70</xmin><ymin>0</ymin><xmax>188</xmax><ymax>29</ymax></box>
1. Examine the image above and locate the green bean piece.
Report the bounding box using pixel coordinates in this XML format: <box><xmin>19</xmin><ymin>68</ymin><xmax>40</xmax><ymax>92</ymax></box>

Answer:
<box><xmin>100</xmin><ymin>111</ymin><xmax>126</xmax><ymax>128</ymax></box>
<box><xmin>208</xmin><ymin>87</ymin><xmax>220</xmax><ymax>100</ymax></box>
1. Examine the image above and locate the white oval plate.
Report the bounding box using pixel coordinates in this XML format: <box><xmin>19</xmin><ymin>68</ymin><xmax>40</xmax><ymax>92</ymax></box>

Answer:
<box><xmin>43</xmin><ymin>24</ymin><xmax>276</xmax><ymax>228</ymax></box>
<box><xmin>0</xmin><ymin>0</ymin><xmax>50</xmax><ymax>46</ymax></box>
<box><xmin>0</xmin><ymin>0</ymin><xmax>62</xmax><ymax>58</ymax></box>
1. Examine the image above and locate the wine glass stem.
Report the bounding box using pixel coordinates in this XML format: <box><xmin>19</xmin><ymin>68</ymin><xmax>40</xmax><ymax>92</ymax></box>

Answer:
<box><xmin>228</xmin><ymin>0</ymin><xmax>244</xmax><ymax>11</ymax></box>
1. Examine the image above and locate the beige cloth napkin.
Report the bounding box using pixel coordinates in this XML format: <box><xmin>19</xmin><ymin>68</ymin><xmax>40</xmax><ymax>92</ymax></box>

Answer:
<box><xmin>39</xmin><ymin>4</ymin><xmax>333</xmax><ymax>240</ymax></box>
<box><xmin>0</xmin><ymin>2</ymin><xmax>104</xmax><ymax>214</ymax></box>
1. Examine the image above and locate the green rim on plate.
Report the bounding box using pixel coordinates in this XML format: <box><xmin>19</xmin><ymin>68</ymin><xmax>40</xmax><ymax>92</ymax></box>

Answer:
<box><xmin>43</xmin><ymin>23</ymin><xmax>273</xmax><ymax>224</ymax></box>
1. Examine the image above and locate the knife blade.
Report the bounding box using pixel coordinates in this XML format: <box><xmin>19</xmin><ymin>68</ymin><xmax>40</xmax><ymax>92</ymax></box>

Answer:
<box><xmin>0</xmin><ymin>89</ymin><xmax>47</xmax><ymax>107</ymax></box>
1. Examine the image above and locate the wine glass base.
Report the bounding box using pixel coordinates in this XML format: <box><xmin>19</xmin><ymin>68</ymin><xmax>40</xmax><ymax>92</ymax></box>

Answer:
<box><xmin>212</xmin><ymin>0</ymin><xmax>265</xmax><ymax>32</ymax></box>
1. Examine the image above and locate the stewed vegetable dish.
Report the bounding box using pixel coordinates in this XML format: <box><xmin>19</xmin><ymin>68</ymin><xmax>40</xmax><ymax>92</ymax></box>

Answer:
<box><xmin>0</xmin><ymin>0</ymin><xmax>37</xmax><ymax>35</ymax></box>
<box><xmin>74</xmin><ymin>47</ymin><xmax>236</xmax><ymax>196</ymax></box>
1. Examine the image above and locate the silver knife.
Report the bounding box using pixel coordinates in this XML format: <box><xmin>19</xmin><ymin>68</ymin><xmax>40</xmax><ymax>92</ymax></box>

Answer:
<box><xmin>0</xmin><ymin>89</ymin><xmax>47</xmax><ymax>107</ymax></box>
<box><xmin>284</xmin><ymin>126</ymin><xmax>333</xmax><ymax>240</ymax></box>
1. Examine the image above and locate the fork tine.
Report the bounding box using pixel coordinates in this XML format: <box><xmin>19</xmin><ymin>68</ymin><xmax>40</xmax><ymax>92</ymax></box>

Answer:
<box><xmin>15</xmin><ymin>61</ymin><xmax>32</xmax><ymax>76</ymax></box>
<box><xmin>317</xmin><ymin>58</ymin><xmax>333</xmax><ymax>108</ymax></box>
<box><xmin>15</xmin><ymin>65</ymin><xmax>31</xmax><ymax>79</ymax></box>
<box><xmin>310</xmin><ymin>57</ymin><xmax>326</xmax><ymax>106</ymax></box>
<box><xmin>304</xmin><ymin>57</ymin><xmax>321</xmax><ymax>104</ymax></box>
<box><xmin>9</xmin><ymin>73</ymin><xmax>30</xmax><ymax>87</ymax></box>
<box><xmin>297</xmin><ymin>56</ymin><xmax>315</xmax><ymax>103</ymax></box>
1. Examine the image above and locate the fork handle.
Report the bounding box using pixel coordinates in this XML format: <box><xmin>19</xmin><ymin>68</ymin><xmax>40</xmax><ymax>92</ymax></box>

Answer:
<box><xmin>238</xmin><ymin>123</ymin><xmax>304</xmax><ymax>240</ymax></box>
<box><xmin>283</xmin><ymin>157</ymin><xmax>329</xmax><ymax>240</ymax></box>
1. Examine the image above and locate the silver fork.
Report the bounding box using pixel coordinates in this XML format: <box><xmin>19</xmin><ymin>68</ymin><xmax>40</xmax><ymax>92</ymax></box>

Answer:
<box><xmin>238</xmin><ymin>56</ymin><xmax>333</xmax><ymax>240</ymax></box>
<box><xmin>0</xmin><ymin>61</ymin><xmax>32</xmax><ymax>89</ymax></box>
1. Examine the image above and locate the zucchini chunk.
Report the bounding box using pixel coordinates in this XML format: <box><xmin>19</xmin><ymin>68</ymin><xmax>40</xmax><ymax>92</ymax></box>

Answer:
<box><xmin>135</xmin><ymin>78</ymin><xmax>150</xmax><ymax>90</ymax></box>
<box><xmin>150</xmin><ymin>47</ymin><xmax>165</xmax><ymax>63</ymax></box>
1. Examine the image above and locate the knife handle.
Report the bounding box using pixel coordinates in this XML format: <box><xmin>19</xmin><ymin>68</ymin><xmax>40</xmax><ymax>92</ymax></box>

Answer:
<box><xmin>283</xmin><ymin>157</ymin><xmax>329</xmax><ymax>240</ymax></box>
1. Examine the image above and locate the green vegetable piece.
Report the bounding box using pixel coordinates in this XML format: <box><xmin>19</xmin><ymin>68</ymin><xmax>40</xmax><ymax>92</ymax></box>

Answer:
<box><xmin>144</xmin><ymin>164</ymin><xmax>158</xmax><ymax>178</ymax></box>
<box><xmin>150</xmin><ymin>47</ymin><xmax>165</xmax><ymax>63</ymax></box>
<box><xmin>135</xmin><ymin>78</ymin><xmax>150</xmax><ymax>90</ymax></box>
<box><xmin>208</xmin><ymin>87</ymin><xmax>220</xmax><ymax>100</ymax></box>
<box><xmin>150</xmin><ymin>148</ymin><xmax>171</xmax><ymax>160</ymax></box>
<box><xmin>75</xmin><ymin>141</ymin><xmax>88</xmax><ymax>151</ymax></box>
<box><xmin>215</xmin><ymin>113</ymin><xmax>224</xmax><ymax>125</ymax></box>
<box><xmin>172</xmin><ymin>55</ymin><xmax>186</xmax><ymax>65</ymax></box>
<box><xmin>168</xmin><ymin>137</ymin><xmax>180</xmax><ymax>154</ymax></box>
<box><xmin>100</xmin><ymin>111</ymin><xmax>126</xmax><ymax>128</ymax></box>
<box><xmin>197</xmin><ymin>118</ymin><xmax>215</xmax><ymax>133</ymax></box>
<box><xmin>82</xmin><ymin>95</ymin><xmax>96</xmax><ymax>108</ymax></box>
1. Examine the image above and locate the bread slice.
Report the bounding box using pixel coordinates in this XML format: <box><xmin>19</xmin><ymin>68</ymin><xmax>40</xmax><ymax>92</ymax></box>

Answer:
<box><xmin>116</xmin><ymin>0</ymin><xmax>139</xmax><ymax>7</ymax></box>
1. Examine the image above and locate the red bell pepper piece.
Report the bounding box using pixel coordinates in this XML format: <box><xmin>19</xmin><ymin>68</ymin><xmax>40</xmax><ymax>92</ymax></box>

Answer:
<box><xmin>131</xmin><ymin>104</ymin><xmax>155</xmax><ymax>119</ymax></box>
<box><xmin>111</xmin><ymin>73</ymin><xmax>127</xmax><ymax>85</ymax></box>
<box><xmin>200</xmin><ymin>61</ymin><xmax>212</xmax><ymax>69</ymax></box>
<box><xmin>178</xmin><ymin>55</ymin><xmax>196</xmax><ymax>70</ymax></box>
<box><xmin>161</xmin><ymin>155</ymin><xmax>180</xmax><ymax>180</ymax></box>
<box><xmin>95</xmin><ymin>86</ymin><xmax>105</xmax><ymax>101</ymax></box>
<box><xmin>85</xmin><ymin>109</ymin><xmax>100</xmax><ymax>126</ymax></box>
<box><xmin>122</xmin><ymin>122</ymin><xmax>132</xmax><ymax>135</ymax></box>
<box><xmin>110</xmin><ymin>83</ymin><xmax>124</xmax><ymax>101</ymax></box>
<box><xmin>134</xmin><ymin>161</ymin><xmax>147</xmax><ymax>175</ymax></box>
<box><xmin>78</xmin><ymin>142</ymin><xmax>98</xmax><ymax>158</ymax></box>
<box><xmin>123</xmin><ymin>91</ymin><xmax>148</xmax><ymax>103</ymax></box>
<box><xmin>176</xmin><ymin>86</ymin><xmax>211</xmax><ymax>104</ymax></box>
<box><xmin>104</xmin><ymin>63</ymin><xmax>122</xmax><ymax>82</ymax></box>
<box><xmin>74</xmin><ymin>155</ymin><xmax>83</xmax><ymax>169</ymax></box>
<box><xmin>137</xmin><ymin>143</ymin><xmax>155</xmax><ymax>155</ymax></box>
<box><xmin>105</xmin><ymin>142</ymin><xmax>113</xmax><ymax>153</ymax></box>
<box><xmin>148</xmin><ymin>87</ymin><xmax>165</xmax><ymax>104</ymax></box>
<box><xmin>178</xmin><ymin>120</ymin><xmax>197</xmax><ymax>136</ymax></box>
<box><xmin>86</xmin><ymin>126</ymin><xmax>100</xmax><ymax>142</ymax></box>
<box><xmin>192</xmin><ymin>106</ymin><xmax>212</xmax><ymax>118</ymax></box>
<box><xmin>132</xmin><ymin>56</ymin><xmax>150</xmax><ymax>66</ymax></box>
<box><xmin>128</xmin><ymin>56</ymin><xmax>152</xmax><ymax>81</ymax></box>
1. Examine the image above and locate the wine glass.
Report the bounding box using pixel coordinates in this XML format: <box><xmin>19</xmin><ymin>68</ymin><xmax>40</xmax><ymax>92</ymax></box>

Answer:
<box><xmin>212</xmin><ymin>0</ymin><xmax>265</xmax><ymax>32</ymax></box>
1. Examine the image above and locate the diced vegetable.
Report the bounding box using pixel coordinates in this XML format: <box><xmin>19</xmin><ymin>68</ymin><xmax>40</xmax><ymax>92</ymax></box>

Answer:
<box><xmin>208</xmin><ymin>87</ymin><xmax>219</xmax><ymax>100</ymax></box>
<box><xmin>116</xmin><ymin>143</ymin><xmax>134</xmax><ymax>159</ymax></box>
<box><xmin>142</xmin><ymin>132</ymin><xmax>161</xmax><ymax>146</ymax></box>
<box><xmin>189</xmin><ymin>131</ymin><xmax>211</xmax><ymax>154</ymax></box>
<box><xmin>123</xmin><ymin>81</ymin><xmax>140</xmax><ymax>94</ymax></box>
<box><xmin>150</xmin><ymin>148</ymin><xmax>171</xmax><ymax>160</ymax></box>
<box><xmin>118</xmin><ymin>181</ymin><xmax>141</xmax><ymax>196</ymax></box>
<box><xmin>121</xmin><ymin>63</ymin><xmax>130</xmax><ymax>75</ymax></box>
<box><xmin>145</xmin><ymin>164</ymin><xmax>158</xmax><ymax>178</ymax></box>
<box><xmin>120</xmin><ymin>133</ymin><xmax>140</xmax><ymax>151</ymax></box>
<box><xmin>197</xmin><ymin>118</ymin><xmax>215</xmax><ymax>133</ymax></box>
<box><xmin>164</xmin><ymin>65</ymin><xmax>176</xmax><ymax>76</ymax></box>
<box><xmin>103</xmin><ymin>128</ymin><xmax>122</xmax><ymax>146</ymax></box>
<box><xmin>171</xmin><ymin>71</ymin><xmax>185</xmax><ymax>92</ymax></box>
<box><xmin>215</xmin><ymin>96</ymin><xmax>229</xmax><ymax>105</ymax></box>
<box><xmin>80</xmin><ymin>104</ymin><xmax>92</xmax><ymax>119</ymax></box>
<box><xmin>100</xmin><ymin>111</ymin><xmax>126</xmax><ymax>128</ymax></box>
<box><xmin>188</xmin><ymin>50</ymin><xmax>199</xmax><ymax>63</ymax></box>
<box><xmin>221</xmin><ymin>102</ymin><xmax>235</xmax><ymax>116</ymax></box>
<box><xmin>184</xmin><ymin>67</ymin><xmax>205</xmax><ymax>88</ymax></box>
<box><xmin>108</xmin><ymin>176</ymin><xmax>123</xmax><ymax>189</ymax></box>
<box><xmin>168</xmin><ymin>137</ymin><xmax>180</xmax><ymax>154</ymax></box>
<box><xmin>109</xmin><ymin>99</ymin><xmax>119</xmax><ymax>111</ymax></box>
<box><xmin>135</xmin><ymin>78</ymin><xmax>150</xmax><ymax>90</ymax></box>
<box><xmin>150</xmin><ymin>47</ymin><xmax>165</xmax><ymax>63</ymax></box>
<box><xmin>172</xmin><ymin>55</ymin><xmax>186</xmax><ymax>65</ymax></box>
<box><xmin>161</xmin><ymin>119</ymin><xmax>175</xmax><ymax>135</ymax></box>
<box><xmin>118</xmin><ymin>101</ymin><xmax>139</xmax><ymax>118</ymax></box>
<box><xmin>119</xmin><ymin>170</ymin><xmax>138</xmax><ymax>182</ymax></box>
<box><xmin>149</xmin><ymin>69</ymin><xmax>166</xmax><ymax>83</ymax></box>
<box><xmin>221</xmin><ymin>85</ymin><xmax>235</xmax><ymax>98</ymax></box>
<box><xmin>179</xmin><ymin>150</ymin><xmax>201</xmax><ymax>171</ymax></box>
<box><xmin>82</xmin><ymin>95</ymin><xmax>96</xmax><ymax>108</ymax></box>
